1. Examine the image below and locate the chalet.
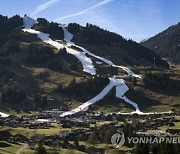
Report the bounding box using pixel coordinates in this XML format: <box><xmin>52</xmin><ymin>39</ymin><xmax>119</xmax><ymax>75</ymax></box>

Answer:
<box><xmin>166</xmin><ymin>129</ymin><xmax>180</xmax><ymax>135</ymax></box>
<box><xmin>136</xmin><ymin>131</ymin><xmax>148</xmax><ymax>136</ymax></box>
<box><xmin>59</xmin><ymin>130</ymin><xmax>69</xmax><ymax>138</ymax></box>
<box><xmin>21</xmin><ymin>121</ymin><xmax>31</xmax><ymax>128</ymax></box>
<box><xmin>36</xmin><ymin>119</ymin><xmax>51</xmax><ymax>127</ymax></box>
<box><xmin>37</xmin><ymin>114</ymin><xmax>52</xmax><ymax>119</ymax></box>
<box><xmin>154</xmin><ymin>130</ymin><xmax>168</xmax><ymax>136</ymax></box>
<box><xmin>168</xmin><ymin>122</ymin><xmax>175</xmax><ymax>127</ymax></box>
<box><xmin>21</xmin><ymin>116</ymin><xmax>30</xmax><ymax>121</ymax></box>
<box><xmin>62</xmin><ymin>123</ymin><xmax>72</xmax><ymax>128</ymax></box>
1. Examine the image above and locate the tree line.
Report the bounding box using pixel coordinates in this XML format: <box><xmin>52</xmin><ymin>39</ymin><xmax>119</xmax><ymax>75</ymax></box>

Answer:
<box><xmin>33</xmin><ymin>94</ymin><xmax>48</xmax><ymax>109</ymax></box>
<box><xmin>55</xmin><ymin>76</ymin><xmax>109</xmax><ymax>101</ymax></box>
<box><xmin>134</xmin><ymin>142</ymin><xmax>180</xmax><ymax>154</ymax></box>
<box><xmin>67</xmin><ymin>23</ymin><xmax>169</xmax><ymax>68</ymax></box>
<box><xmin>24</xmin><ymin>44</ymin><xmax>54</xmax><ymax>65</ymax></box>
<box><xmin>143</xmin><ymin>72</ymin><xmax>170</xmax><ymax>89</ymax></box>
<box><xmin>0</xmin><ymin>15</ymin><xmax>22</xmax><ymax>34</ymax></box>
<box><xmin>33</xmin><ymin>18</ymin><xmax>64</xmax><ymax>39</ymax></box>
<box><xmin>25</xmin><ymin>45</ymin><xmax>77</xmax><ymax>72</ymax></box>
<box><xmin>1</xmin><ymin>86</ymin><xmax>26</xmax><ymax>104</ymax></box>
<box><xmin>0</xmin><ymin>14</ymin><xmax>22</xmax><ymax>57</ymax></box>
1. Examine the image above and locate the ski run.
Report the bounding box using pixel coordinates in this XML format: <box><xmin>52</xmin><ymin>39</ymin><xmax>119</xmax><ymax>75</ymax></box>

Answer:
<box><xmin>20</xmin><ymin>16</ymin><xmax>152</xmax><ymax>117</ymax></box>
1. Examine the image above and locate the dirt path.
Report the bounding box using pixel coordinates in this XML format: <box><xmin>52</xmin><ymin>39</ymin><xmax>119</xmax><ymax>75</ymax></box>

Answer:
<box><xmin>16</xmin><ymin>143</ymin><xmax>28</xmax><ymax>154</ymax></box>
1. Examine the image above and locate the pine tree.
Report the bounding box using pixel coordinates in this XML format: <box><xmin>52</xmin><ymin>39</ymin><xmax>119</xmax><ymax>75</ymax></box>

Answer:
<box><xmin>35</xmin><ymin>142</ymin><xmax>47</xmax><ymax>154</ymax></box>
<box><xmin>134</xmin><ymin>143</ymin><xmax>149</xmax><ymax>154</ymax></box>
<box><xmin>74</xmin><ymin>137</ymin><xmax>79</xmax><ymax>147</ymax></box>
<box><xmin>133</xmin><ymin>77</ymin><xmax>137</xmax><ymax>86</ymax></box>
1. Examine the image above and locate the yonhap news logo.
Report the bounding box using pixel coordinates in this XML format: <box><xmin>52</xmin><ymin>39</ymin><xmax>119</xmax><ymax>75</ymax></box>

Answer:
<box><xmin>111</xmin><ymin>131</ymin><xmax>180</xmax><ymax>148</ymax></box>
<box><xmin>111</xmin><ymin>131</ymin><xmax>125</xmax><ymax>148</ymax></box>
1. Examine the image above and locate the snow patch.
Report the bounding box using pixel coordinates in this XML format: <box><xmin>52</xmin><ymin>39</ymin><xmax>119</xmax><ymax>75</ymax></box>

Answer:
<box><xmin>96</xmin><ymin>61</ymin><xmax>103</xmax><ymax>64</ymax></box>
<box><xmin>22</xmin><ymin>29</ymin><xmax>64</xmax><ymax>49</ymax></box>
<box><xmin>62</xmin><ymin>27</ymin><xmax>74</xmax><ymax>45</ymax></box>
<box><xmin>66</xmin><ymin>48</ymin><xmax>96</xmax><ymax>75</ymax></box>
<box><xmin>61</xmin><ymin>27</ymin><xmax>141</xmax><ymax>78</ymax></box>
<box><xmin>0</xmin><ymin>112</ymin><xmax>9</xmax><ymax>118</ymax></box>
<box><xmin>22</xmin><ymin>16</ymin><xmax>143</xmax><ymax>116</ymax></box>
<box><xmin>37</xmin><ymin>119</ymin><xmax>50</xmax><ymax>122</ymax></box>
<box><xmin>23</xmin><ymin>15</ymin><xmax>36</xmax><ymax>29</ymax></box>
<box><xmin>60</xmin><ymin>77</ymin><xmax>141</xmax><ymax>117</ymax></box>
<box><xmin>23</xmin><ymin>16</ymin><xmax>96</xmax><ymax>75</ymax></box>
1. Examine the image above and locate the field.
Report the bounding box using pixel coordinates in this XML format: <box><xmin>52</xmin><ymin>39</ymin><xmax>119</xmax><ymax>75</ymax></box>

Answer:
<box><xmin>125</xmin><ymin>67</ymin><xmax>180</xmax><ymax>113</ymax></box>
<box><xmin>0</xmin><ymin>123</ymin><xmax>71</xmax><ymax>138</ymax></box>
<box><xmin>77</xmin><ymin>141</ymin><xmax>132</xmax><ymax>154</ymax></box>
<box><xmin>0</xmin><ymin>141</ymin><xmax>21</xmax><ymax>154</ymax></box>
<box><xmin>0</xmin><ymin>141</ymin><xmax>86</xmax><ymax>154</ymax></box>
<box><xmin>2</xmin><ymin>65</ymin><xmax>180</xmax><ymax>114</ymax></box>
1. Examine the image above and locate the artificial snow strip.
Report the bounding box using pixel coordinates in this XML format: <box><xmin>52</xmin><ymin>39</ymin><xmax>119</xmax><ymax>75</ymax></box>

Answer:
<box><xmin>23</xmin><ymin>16</ymin><xmax>96</xmax><ymax>75</ymax></box>
<box><xmin>23</xmin><ymin>16</ymin><xmax>143</xmax><ymax>116</ymax></box>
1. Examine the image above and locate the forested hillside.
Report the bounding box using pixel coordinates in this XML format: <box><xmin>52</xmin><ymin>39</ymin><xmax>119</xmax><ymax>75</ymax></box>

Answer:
<box><xmin>141</xmin><ymin>22</ymin><xmax>180</xmax><ymax>64</ymax></box>
<box><xmin>0</xmin><ymin>14</ymin><xmax>174</xmax><ymax>112</ymax></box>
<box><xmin>68</xmin><ymin>23</ymin><xmax>169</xmax><ymax>68</ymax></box>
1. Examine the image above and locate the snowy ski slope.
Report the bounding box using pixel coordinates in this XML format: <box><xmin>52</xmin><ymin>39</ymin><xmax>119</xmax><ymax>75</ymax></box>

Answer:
<box><xmin>22</xmin><ymin>16</ymin><xmax>148</xmax><ymax>117</ymax></box>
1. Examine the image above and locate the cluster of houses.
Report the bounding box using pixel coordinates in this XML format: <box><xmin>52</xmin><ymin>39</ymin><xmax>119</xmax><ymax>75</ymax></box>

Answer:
<box><xmin>0</xmin><ymin>114</ymin><xmax>52</xmax><ymax>129</ymax></box>
<box><xmin>0</xmin><ymin>110</ymin><xmax>179</xmax><ymax>149</ymax></box>
<box><xmin>0</xmin><ymin>110</ymin><xmax>180</xmax><ymax>132</ymax></box>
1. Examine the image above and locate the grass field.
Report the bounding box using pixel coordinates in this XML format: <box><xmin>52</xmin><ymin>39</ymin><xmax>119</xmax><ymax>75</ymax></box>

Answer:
<box><xmin>5</xmin><ymin>111</ymin><xmax>38</xmax><ymax>117</ymax></box>
<box><xmin>146</xmin><ymin>121</ymin><xmax>180</xmax><ymax>135</ymax></box>
<box><xmin>159</xmin><ymin>121</ymin><xmax>180</xmax><ymax>131</ymax></box>
<box><xmin>105</xmin><ymin>148</ymin><xmax>131</xmax><ymax>154</ymax></box>
<box><xmin>0</xmin><ymin>142</ymin><xmax>85</xmax><ymax>154</ymax></box>
<box><xmin>22</xmin><ymin>146</ymin><xmax>86</xmax><ymax>154</ymax></box>
<box><xmin>57</xmin><ymin>149</ymin><xmax>86</xmax><ymax>154</ymax></box>
<box><xmin>0</xmin><ymin>141</ymin><xmax>21</xmax><ymax>154</ymax></box>
<box><xmin>77</xmin><ymin>141</ymin><xmax>132</xmax><ymax>153</ymax></box>
<box><xmin>0</xmin><ymin>123</ymin><xmax>73</xmax><ymax>138</ymax></box>
<box><xmin>125</xmin><ymin>67</ymin><xmax>180</xmax><ymax>113</ymax></box>
<box><xmin>93</xmin><ymin>105</ymin><xmax>133</xmax><ymax>113</ymax></box>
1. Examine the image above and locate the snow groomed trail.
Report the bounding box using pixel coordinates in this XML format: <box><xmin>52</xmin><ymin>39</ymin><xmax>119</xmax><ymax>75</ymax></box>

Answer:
<box><xmin>60</xmin><ymin>78</ymin><xmax>142</xmax><ymax>117</ymax></box>
<box><xmin>22</xmin><ymin>16</ymin><xmax>146</xmax><ymax>117</ymax></box>
<box><xmin>23</xmin><ymin>17</ymin><xmax>96</xmax><ymax>75</ymax></box>
<box><xmin>62</xmin><ymin>26</ymin><xmax>141</xmax><ymax>78</ymax></box>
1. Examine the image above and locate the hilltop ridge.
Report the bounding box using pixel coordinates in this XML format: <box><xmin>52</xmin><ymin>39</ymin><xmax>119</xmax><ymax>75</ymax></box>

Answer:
<box><xmin>141</xmin><ymin>22</ymin><xmax>180</xmax><ymax>64</ymax></box>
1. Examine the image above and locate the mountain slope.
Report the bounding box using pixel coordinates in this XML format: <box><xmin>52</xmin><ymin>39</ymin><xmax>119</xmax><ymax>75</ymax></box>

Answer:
<box><xmin>23</xmin><ymin>16</ymin><xmax>144</xmax><ymax>116</ymax></box>
<box><xmin>141</xmin><ymin>22</ymin><xmax>180</xmax><ymax>64</ymax></box>
<box><xmin>33</xmin><ymin>19</ymin><xmax>169</xmax><ymax>68</ymax></box>
<box><xmin>67</xmin><ymin>23</ymin><xmax>169</xmax><ymax>68</ymax></box>
<box><xmin>1</xmin><ymin>14</ymin><xmax>179</xmax><ymax>114</ymax></box>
